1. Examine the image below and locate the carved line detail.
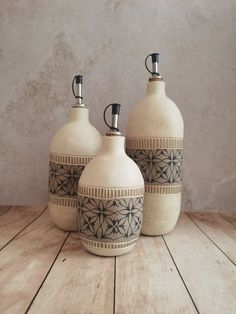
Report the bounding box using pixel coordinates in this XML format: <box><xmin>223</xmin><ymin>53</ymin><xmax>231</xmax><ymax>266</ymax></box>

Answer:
<box><xmin>145</xmin><ymin>185</ymin><xmax>182</xmax><ymax>194</ymax></box>
<box><xmin>80</xmin><ymin>236</ymin><xmax>138</xmax><ymax>249</ymax></box>
<box><xmin>50</xmin><ymin>153</ymin><xmax>93</xmax><ymax>165</ymax></box>
<box><xmin>48</xmin><ymin>194</ymin><xmax>78</xmax><ymax>207</ymax></box>
<box><xmin>126</xmin><ymin>137</ymin><xmax>183</xmax><ymax>149</ymax></box>
<box><xmin>78</xmin><ymin>185</ymin><xmax>144</xmax><ymax>199</ymax></box>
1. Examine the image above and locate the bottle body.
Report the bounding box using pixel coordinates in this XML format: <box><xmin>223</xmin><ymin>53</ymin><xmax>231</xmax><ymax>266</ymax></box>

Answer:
<box><xmin>126</xmin><ymin>79</ymin><xmax>184</xmax><ymax>235</ymax></box>
<box><xmin>78</xmin><ymin>136</ymin><xmax>144</xmax><ymax>256</ymax></box>
<box><xmin>48</xmin><ymin>107</ymin><xmax>101</xmax><ymax>231</ymax></box>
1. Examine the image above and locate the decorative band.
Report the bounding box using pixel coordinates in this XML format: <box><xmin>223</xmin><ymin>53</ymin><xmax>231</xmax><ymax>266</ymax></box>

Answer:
<box><xmin>145</xmin><ymin>184</ymin><xmax>182</xmax><ymax>194</ymax></box>
<box><xmin>48</xmin><ymin>194</ymin><xmax>78</xmax><ymax>207</ymax></box>
<box><xmin>78</xmin><ymin>185</ymin><xmax>144</xmax><ymax>199</ymax></box>
<box><xmin>50</xmin><ymin>153</ymin><xmax>93</xmax><ymax>165</ymax></box>
<box><xmin>126</xmin><ymin>137</ymin><xmax>183</xmax><ymax>149</ymax></box>
<box><xmin>79</xmin><ymin>236</ymin><xmax>138</xmax><ymax>250</ymax></box>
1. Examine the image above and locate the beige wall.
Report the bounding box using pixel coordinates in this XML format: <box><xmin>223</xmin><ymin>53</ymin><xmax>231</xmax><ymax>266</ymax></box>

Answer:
<box><xmin>0</xmin><ymin>0</ymin><xmax>235</xmax><ymax>211</ymax></box>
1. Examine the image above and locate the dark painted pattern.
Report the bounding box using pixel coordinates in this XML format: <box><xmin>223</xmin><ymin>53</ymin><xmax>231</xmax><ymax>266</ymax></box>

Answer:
<box><xmin>78</xmin><ymin>196</ymin><xmax>143</xmax><ymax>242</ymax></box>
<box><xmin>49</xmin><ymin>161</ymin><xmax>84</xmax><ymax>197</ymax></box>
<box><xmin>126</xmin><ymin>148</ymin><xmax>183</xmax><ymax>185</ymax></box>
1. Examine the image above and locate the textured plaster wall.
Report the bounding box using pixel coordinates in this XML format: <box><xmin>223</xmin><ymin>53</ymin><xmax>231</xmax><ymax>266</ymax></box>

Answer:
<box><xmin>0</xmin><ymin>0</ymin><xmax>236</xmax><ymax>211</ymax></box>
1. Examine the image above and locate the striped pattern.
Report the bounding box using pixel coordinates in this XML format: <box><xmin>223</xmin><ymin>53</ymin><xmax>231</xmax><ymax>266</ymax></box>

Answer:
<box><xmin>50</xmin><ymin>153</ymin><xmax>93</xmax><ymax>165</ymax></box>
<box><xmin>126</xmin><ymin>137</ymin><xmax>183</xmax><ymax>149</ymax></box>
<box><xmin>48</xmin><ymin>194</ymin><xmax>78</xmax><ymax>207</ymax></box>
<box><xmin>145</xmin><ymin>185</ymin><xmax>182</xmax><ymax>194</ymax></box>
<box><xmin>78</xmin><ymin>185</ymin><xmax>144</xmax><ymax>199</ymax></box>
<box><xmin>79</xmin><ymin>236</ymin><xmax>137</xmax><ymax>249</ymax></box>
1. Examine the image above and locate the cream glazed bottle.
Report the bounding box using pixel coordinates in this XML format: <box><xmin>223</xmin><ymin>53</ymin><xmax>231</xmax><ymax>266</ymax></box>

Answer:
<box><xmin>48</xmin><ymin>75</ymin><xmax>102</xmax><ymax>231</ymax></box>
<box><xmin>78</xmin><ymin>104</ymin><xmax>144</xmax><ymax>256</ymax></box>
<box><xmin>126</xmin><ymin>53</ymin><xmax>184</xmax><ymax>235</ymax></box>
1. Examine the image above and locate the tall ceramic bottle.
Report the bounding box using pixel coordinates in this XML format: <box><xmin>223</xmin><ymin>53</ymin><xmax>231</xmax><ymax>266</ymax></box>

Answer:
<box><xmin>48</xmin><ymin>75</ymin><xmax>102</xmax><ymax>231</ymax></box>
<box><xmin>78</xmin><ymin>104</ymin><xmax>144</xmax><ymax>256</ymax></box>
<box><xmin>126</xmin><ymin>53</ymin><xmax>184</xmax><ymax>235</ymax></box>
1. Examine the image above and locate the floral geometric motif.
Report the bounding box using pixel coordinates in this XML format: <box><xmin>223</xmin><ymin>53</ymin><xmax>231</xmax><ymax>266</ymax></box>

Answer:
<box><xmin>126</xmin><ymin>148</ymin><xmax>183</xmax><ymax>185</ymax></box>
<box><xmin>78</xmin><ymin>196</ymin><xmax>143</xmax><ymax>242</ymax></box>
<box><xmin>49</xmin><ymin>161</ymin><xmax>84</xmax><ymax>197</ymax></box>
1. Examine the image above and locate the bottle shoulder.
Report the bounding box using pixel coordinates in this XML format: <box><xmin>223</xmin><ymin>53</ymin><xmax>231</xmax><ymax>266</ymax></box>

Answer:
<box><xmin>127</xmin><ymin>95</ymin><xmax>184</xmax><ymax>137</ymax></box>
<box><xmin>79</xmin><ymin>151</ymin><xmax>144</xmax><ymax>188</ymax></box>
<box><xmin>50</xmin><ymin>121</ymin><xmax>101</xmax><ymax>155</ymax></box>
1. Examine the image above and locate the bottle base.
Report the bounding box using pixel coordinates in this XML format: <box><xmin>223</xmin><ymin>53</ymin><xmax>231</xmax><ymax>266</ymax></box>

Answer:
<box><xmin>48</xmin><ymin>203</ymin><xmax>78</xmax><ymax>232</ymax></box>
<box><xmin>80</xmin><ymin>237</ymin><xmax>137</xmax><ymax>257</ymax></box>
<box><xmin>141</xmin><ymin>229</ymin><xmax>174</xmax><ymax>236</ymax></box>
<box><xmin>141</xmin><ymin>193</ymin><xmax>181</xmax><ymax>236</ymax></box>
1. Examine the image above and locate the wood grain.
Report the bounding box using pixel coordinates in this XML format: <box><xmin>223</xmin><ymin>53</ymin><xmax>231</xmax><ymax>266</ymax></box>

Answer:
<box><xmin>164</xmin><ymin>213</ymin><xmax>236</xmax><ymax>314</ymax></box>
<box><xmin>188</xmin><ymin>212</ymin><xmax>236</xmax><ymax>264</ymax></box>
<box><xmin>0</xmin><ymin>206</ymin><xmax>45</xmax><ymax>249</ymax></box>
<box><xmin>115</xmin><ymin>236</ymin><xmax>197</xmax><ymax>314</ymax></box>
<box><xmin>221</xmin><ymin>212</ymin><xmax>236</xmax><ymax>226</ymax></box>
<box><xmin>0</xmin><ymin>209</ymin><xmax>68</xmax><ymax>314</ymax></box>
<box><xmin>0</xmin><ymin>206</ymin><xmax>11</xmax><ymax>216</ymax></box>
<box><xmin>28</xmin><ymin>233</ymin><xmax>114</xmax><ymax>314</ymax></box>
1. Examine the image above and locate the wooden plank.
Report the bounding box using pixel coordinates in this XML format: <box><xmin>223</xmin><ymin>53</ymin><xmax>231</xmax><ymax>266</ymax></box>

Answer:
<box><xmin>221</xmin><ymin>212</ymin><xmax>236</xmax><ymax>226</ymax></box>
<box><xmin>0</xmin><ymin>209</ymin><xmax>68</xmax><ymax>314</ymax></box>
<box><xmin>164</xmin><ymin>213</ymin><xmax>236</xmax><ymax>314</ymax></box>
<box><xmin>0</xmin><ymin>206</ymin><xmax>45</xmax><ymax>249</ymax></box>
<box><xmin>0</xmin><ymin>206</ymin><xmax>11</xmax><ymax>216</ymax></box>
<box><xmin>115</xmin><ymin>236</ymin><xmax>198</xmax><ymax>314</ymax></box>
<box><xmin>188</xmin><ymin>212</ymin><xmax>236</xmax><ymax>264</ymax></box>
<box><xmin>28</xmin><ymin>233</ymin><xmax>114</xmax><ymax>314</ymax></box>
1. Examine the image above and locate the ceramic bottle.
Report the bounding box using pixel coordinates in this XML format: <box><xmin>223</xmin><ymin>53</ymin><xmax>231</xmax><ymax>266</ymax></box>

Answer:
<box><xmin>78</xmin><ymin>104</ymin><xmax>144</xmax><ymax>256</ymax></box>
<box><xmin>48</xmin><ymin>75</ymin><xmax>102</xmax><ymax>231</ymax></box>
<box><xmin>126</xmin><ymin>53</ymin><xmax>184</xmax><ymax>235</ymax></box>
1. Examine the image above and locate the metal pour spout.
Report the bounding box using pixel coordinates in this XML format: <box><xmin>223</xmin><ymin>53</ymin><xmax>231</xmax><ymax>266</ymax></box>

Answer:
<box><xmin>72</xmin><ymin>75</ymin><xmax>85</xmax><ymax>107</ymax></box>
<box><xmin>103</xmin><ymin>103</ymin><xmax>122</xmax><ymax>136</ymax></box>
<box><xmin>145</xmin><ymin>53</ymin><xmax>162</xmax><ymax>79</ymax></box>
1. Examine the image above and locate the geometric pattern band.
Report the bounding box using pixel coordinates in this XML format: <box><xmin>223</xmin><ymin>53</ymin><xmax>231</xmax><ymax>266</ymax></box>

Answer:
<box><xmin>48</xmin><ymin>153</ymin><xmax>93</xmax><ymax>202</ymax></box>
<box><xmin>78</xmin><ymin>195</ymin><xmax>143</xmax><ymax>243</ymax></box>
<box><xmin>49</xmin><ymin>160</ymin><xmax>84</xmax><ymax>198</ymax></box>
<box><xmin>126</xmin><ymin>137</ymin><xmax>183</xmax><ymax>195</ymax></box>
<box><xmin>126</xmin><ymin>148</ymin><xmax>183</xmax><ymax>185</ymax></box>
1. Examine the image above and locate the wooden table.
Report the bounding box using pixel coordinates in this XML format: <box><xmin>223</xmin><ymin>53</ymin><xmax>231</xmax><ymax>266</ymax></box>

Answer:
<box><xmin>0</xmin><ymin>206</ymin><xmax>236</xmax><ymax>314</ymax></box>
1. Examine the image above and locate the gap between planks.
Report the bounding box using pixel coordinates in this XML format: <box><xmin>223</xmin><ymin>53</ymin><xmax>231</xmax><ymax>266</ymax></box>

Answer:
<box><xmin>220</xmin><ymin>212</ymin><xmax>236</xmax><ymax>227</ymax></box>
<box><xmin>0</xmin><ymin>209</ymin><xmax>69</xmax><ymax>314</ymax></box>
<box><xmin>162</xmin><ymin>235</ymin><xmax>200</xmax><ymax>313</ymax></box>
<box><xmin>27</xmin><ymin>233</ymin><xmax>115</xmax><ymax>314</ymax></box>
<box><xmin>115</xmin><ymin>235</ymin><xmax>198</xmax><ymax>314</ymax></box>
<box><xmin>163</xmin><ymin>212</ymin><xmax>236</xmax><ymax>314</ymax></box>
<box><xmin>0</xmin><ymin>206</ymin><xmax>47</xmax><ymax>251</ymax></box>
<box><xmin>25</xmin><ymin>232</ymin><xmax>70</xmax><ymax>313</ymax></box>
<box><xmin>185</xmin><ymin>212</ymin><xmax>236</xmax><ymax>266</ymax></box>
<box><xmin>0</xmin><ymin>206</ymin><xmax>12</xmax><ymax>217</ymax></box>
<box><xmin>1</xmin><ymin>209</ymin><xmax>236</xmax><ymax>314</ymax></box>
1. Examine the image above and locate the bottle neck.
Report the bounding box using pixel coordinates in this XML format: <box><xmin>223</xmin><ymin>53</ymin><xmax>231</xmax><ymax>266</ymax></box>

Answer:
<box><xmin>98</xmin><ymin>136</ymin><xmax>125</xmax><ymax>155</ymax></box>
<box><xmin>147</xmin><ymin>80</ymin><xmax>166</xmax><ymax>97</ymax></box>
<box><xmin>69</xmin><ymin>107</ymin><xmax>89</xmax><ymax>122</ymax></box>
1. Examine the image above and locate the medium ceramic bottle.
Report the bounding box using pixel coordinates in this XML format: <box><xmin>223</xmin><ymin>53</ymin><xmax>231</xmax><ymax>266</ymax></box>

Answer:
<box><xmin>78</xmin><ymin>104</ymin><xmax>144</xmax><ymax>256</ymax></box>
<box><xmin>126</xmin><ymin>53</ymin><xmax>184</xmax><ymax>235</ymax></box>
<box><xmin>48</xmin><ymin>75</ymin><xmax>102</xmax><ymax>231</ymax></box>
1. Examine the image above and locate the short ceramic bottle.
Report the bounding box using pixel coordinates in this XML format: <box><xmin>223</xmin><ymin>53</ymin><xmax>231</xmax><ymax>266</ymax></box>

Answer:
<box><xmin>78</xmin><ymin>104</ymin><xmax>144</xmax><ymax>256</ymax></box>
<box><xmin>126</xmin><ymin>53</ymin><xmax>184</xmax><ymax>235</ymax></box>
<box><xmin>48</xmin><ymin>75</ymin><xmax>102</xmax><ymax>231</ymax></box>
